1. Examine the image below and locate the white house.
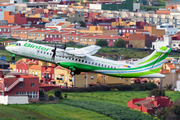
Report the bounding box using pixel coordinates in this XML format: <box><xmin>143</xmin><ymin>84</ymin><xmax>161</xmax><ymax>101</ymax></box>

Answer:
<box><xmin>156</xmin><ymin>23</ymin><xmax>178</xmax><ymax>35</ymax></box>
<box><xmin>152</xmin><ymin>35</ymin><xmax>180</xmax><ymax>50</ymax></box>
<box><xmin>0</xmin><ymin>3</ymin><xmax>15</xmax><ymax>13</ymax></box>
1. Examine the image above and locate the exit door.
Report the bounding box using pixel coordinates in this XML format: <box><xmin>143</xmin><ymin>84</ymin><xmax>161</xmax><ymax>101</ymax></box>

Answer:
<box><xmin>118</xmin><ymin>64</ymin><xmax>124</xmax><ymax>77</ymax></box>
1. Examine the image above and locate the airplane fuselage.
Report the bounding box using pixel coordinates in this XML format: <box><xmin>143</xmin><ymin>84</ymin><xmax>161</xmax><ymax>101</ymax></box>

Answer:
<box><xmin>5</xmin><ymin>41</ymin><xmax>171</xmax><ymax>78</ymax></box>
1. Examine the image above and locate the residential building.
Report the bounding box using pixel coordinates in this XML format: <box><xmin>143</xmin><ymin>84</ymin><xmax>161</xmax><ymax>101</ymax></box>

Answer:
<box><xmin>45</xmin><ymin>31</ymin><xmax>69</xmax><ymax>43</ymax></box>
<box><xmin>0</xmin><ymin>70</ymin><xmax>39</xmax><ymax>99</ymax></box>
<box><xmin>62</xmin><ymin>33</ymin><xmax>86</xmax><ymax>43</ymax></box>
<box><xmin>0</xmin><ymin>20</ymin><xmax>8</xmax><ymax>26</ymax></box>
<box><xmin>67</xmin><ymin>11</ymin><xmax>85</xmax><ymax>23</ymax></box>
<box><xmin>80</xmin><ymin>34</ymin><xmax>123</xmax><ymax>46</ymax></box>
<box><xmin>0</xmin><ymin>3</ymin><xmax>15</xmax><ymax>12</ymax></box>
<box><xmin>156</xmin><ymin>23</ymin><xmax>178</xmax><ymax>35</ymax></box>
<box><xmin>28</xmin><ymin>29</ymin><xmax>52</xmax><ymax>41</ymax></box>
<box><xmin>0</xmin><ymin>25</ymin><xmax>20</xmax><ymax>38</ymax></box>
<box><xmin>0</xmin><ymin>59</ymin><xmax>9</xmax><ymax>69</ymax></box>
<box><xmin>120</xmin><ymin>27</ymin><xmax>137</xmax><ymax>36</ymax></box>
<box><xmin>46</xmin><ymin>21</ymin><xmax>71</xmax><ymax>31</ymax></box>
<box><xmin>97</xmin><ymin>74</ymin><xmax>131</xmax><ymax>85</ymax></box>
<box><xmin>4</xmin><ymin>11</ymin><xmax>15</xmax><ymax>24</ymax></box>
<box><xmin>129</xmin><ymin>33</ymin><xmax>157</xmax><ymax>48</ymax></box>
<box><xmin>11</xmin><ymin>27</ymin><xmax>38</xmax><ymax>40</ymax></box>
<box><xmin>127</xmin><ymin>96</ymin><xmax>173</xmax><ymax>114</ymax></box>
<box><xmin>144</xmin><ymin>25</ymin><xmax>165</xmax><ymax>37</ymax></box>
<box><xmin>152</xmin><ymin>35</ymin><xmax>171</xmax><ymax>50</ymax></box>
<box><xmin>76</xmin><ymin>26</ymin><xmax>118</xmax><ymax>36</ymax></box>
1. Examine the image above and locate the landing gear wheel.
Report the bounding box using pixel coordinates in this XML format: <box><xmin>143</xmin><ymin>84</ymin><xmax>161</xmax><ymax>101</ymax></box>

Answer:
<box><xmin>12</xmin><ymin>57</ymin><xmax>15</xmax><ymax>60</ymax></box>
<box><xmin>70</xmin><ymin>71</ymin><xmax>75</xmax><ymax>76</ymax></box>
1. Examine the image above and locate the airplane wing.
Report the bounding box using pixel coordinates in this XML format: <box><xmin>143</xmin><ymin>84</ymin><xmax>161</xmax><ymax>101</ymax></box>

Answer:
<box><xmin>61</xmin><ymin>45</ymin><xmax>101</xmax><ymax>57</ymax></box>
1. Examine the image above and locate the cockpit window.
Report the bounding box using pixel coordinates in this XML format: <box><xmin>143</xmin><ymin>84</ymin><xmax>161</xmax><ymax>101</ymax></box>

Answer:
<box><xmin>15</xmin><ymin>43</ymin><xmax>21</xmax><ymax>46</ymax></box>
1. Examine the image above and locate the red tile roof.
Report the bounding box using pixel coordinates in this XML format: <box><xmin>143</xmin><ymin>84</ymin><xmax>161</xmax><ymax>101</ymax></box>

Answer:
<box><xmin>30</xmin><ymin>29</ymin><xmax>52</xmax><ymax>33</ymax></box>
<box><xmin>29</xmin><ymin>65</ymin><xmax>41</xmax><ymax>70</ymax></box>
<box><xmin>0</xmin><ymin>25</ymin><xmax>20</xmax><ymax>28</ymax></box>
<box><xmin>61</xmin><ymin>28</ymin><xmax>76</xmax><ymax>32</ymax></box>
<box><xmin>63</xmin><ymin>33</ymin><xmax>86</xmax><ymax>36</ymax></box>
<box><xmin>20</xmin><ymin>75</ymin><xmax>37</xmax><ymax>78</ymax></box>
<box><xmin>67</xmin><ymin>24</ymin><xmax>74</xmax><ymax>28</ymax></box>
<box><xmin>0</xmin><ymin>4</ymin><xmax>13</xmax><ymax>6</ymax></box>
<box><xmin>56</xmin><ymin>22</ymin><xmax>65</xmax><ymax>26</ymax></box>
<box><xmin>13</xmin><ymin>27</ymin><xmax>37</xmax><ymax>31</ymax></box>
<box><xmin>159</xmin><ymin>70</ymin><xmax>170</xmax><ymax>74</ymax></box>
<box><xmin>16</xmin><ymin>59</ymin><xmax>25</xmax><ymax>64</ymax></box>
<box><xmin>168</xmin><ymin>64</ymin><xmax>176</xmax><ymax>69</ymax></box>
<box><xmin>47</xmin><ymin>31</ymin><xmax>68</xmax><ymax>35</ymax></box>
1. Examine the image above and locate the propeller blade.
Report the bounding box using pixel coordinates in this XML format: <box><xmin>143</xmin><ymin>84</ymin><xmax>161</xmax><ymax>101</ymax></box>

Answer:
<box><xmin>51</xmin><ymin>44</ymin><xmax>57</xmax><ymax>60</ymax></box>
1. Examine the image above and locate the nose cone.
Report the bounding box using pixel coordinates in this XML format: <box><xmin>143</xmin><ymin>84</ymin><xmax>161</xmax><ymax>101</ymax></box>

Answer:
<box><xmin>5</xmin><ymin>44</ymin><xmax>17</xmax><ymax>52</ymax></box>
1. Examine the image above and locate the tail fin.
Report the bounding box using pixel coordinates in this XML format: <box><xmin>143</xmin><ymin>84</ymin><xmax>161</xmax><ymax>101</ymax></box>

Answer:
<box><xmin>135</xmin><ymin>46</ymin><xmax>171</xmax><ymax>73</ymax></box>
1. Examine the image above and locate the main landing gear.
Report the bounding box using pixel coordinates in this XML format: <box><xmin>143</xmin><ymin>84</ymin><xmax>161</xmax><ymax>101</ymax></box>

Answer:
<box><xmin>69</xmin><ymin>66</ymin><xmax>81</xmax><ymax>76</ymax></box>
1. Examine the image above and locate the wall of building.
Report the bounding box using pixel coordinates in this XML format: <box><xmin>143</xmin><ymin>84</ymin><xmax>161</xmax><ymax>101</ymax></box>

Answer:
<box><xmin>74</xmin><ymin>73</ymin><xmax>97</xmax><ymax>87</ymax></box>
<box><xmin>0</xmin><ymin>95</ymin><xmax>29</xmax><ymax>105</ymax></box>
<box><xmin>4</xmin><ymin>11</ymin><xmax>14</xmax><ymax>24</ymax></box>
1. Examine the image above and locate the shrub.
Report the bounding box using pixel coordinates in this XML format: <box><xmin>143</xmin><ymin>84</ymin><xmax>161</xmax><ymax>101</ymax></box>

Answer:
<box><xmin>54</xmin><ymin>90</ymin><xmax>62</xmax><ymax>98</ymax></box>
<box><xmin>164</xmin><ymin>84</ymin><xmax>173</xmax><ymax>90</ymax></box>
<box><xmin>59</xmin><ymin>82</ymin><xmax>158</xmax><ymax>92</ymax></box>
<box><xmin>114</xmin><ymin>39</ymin><xmax>126</xmax><ymax>48</ymax></box>
<box><xmin>48</xmin><ymin>95</ymin><xmax>54</xmax><ymax>101</ymax></box>
<box><xmin>39</xmin><ymin>89</ymin><xmax>44</xmax><ymax>97</ymax></box>
<box><xmin>95</xmin><ymin>39</ymin><xmax>108</xmax><ymax>47</ymax></box>
<box><xmin>148</xmin><ymin>89</ymin><xmax>165</xmax><ymax>97</ymax></box>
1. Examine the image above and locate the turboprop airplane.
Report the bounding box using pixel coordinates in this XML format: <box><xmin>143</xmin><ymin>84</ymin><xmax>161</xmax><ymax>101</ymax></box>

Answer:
<box><xmin>5</xmin><ymin>41</ymin><xmax>171</xmax><ymax>78</ymax></box>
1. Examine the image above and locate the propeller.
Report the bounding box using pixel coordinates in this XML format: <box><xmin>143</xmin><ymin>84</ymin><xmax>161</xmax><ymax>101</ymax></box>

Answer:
<box><xmin>51</xmin><ymin>44</ymin><xmax>57</xmax><ymax>61</ymax></box>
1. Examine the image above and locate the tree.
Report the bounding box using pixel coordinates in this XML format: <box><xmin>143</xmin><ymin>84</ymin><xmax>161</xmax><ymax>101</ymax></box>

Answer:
<box><xmin>95</xmin><ymin>39</ymin><xmax>108</xmax><ymax>47</ymax></box>
<box><xmin>80</xmin><ymin>21</ymin><xmax>86</xmax><ymax>27</ymax></box>
<box><xmin>54</xmin><ymin>90</ymin><xmax>62</xmax><ymax>98</ymax></box>
<box><xmin>67</xmin><ymin>41</ymin><xmax>77</xmax><ymax>46</ymax></box>
<box><xmin>148</xmin><ymin>89</ymin><xmax>165</xmax><ymax>97</ymax></box>
<box><xmin>114</xmin><ymin>39</ymin><xmax>126</xmax><ymax>48</ymax></box>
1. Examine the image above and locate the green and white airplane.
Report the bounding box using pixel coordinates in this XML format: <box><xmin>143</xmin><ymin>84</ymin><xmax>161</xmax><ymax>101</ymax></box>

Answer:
<box><xmin>5</xmin><ymin>41</ymin><xmax>171</xmax><ymax>78</ymax></box>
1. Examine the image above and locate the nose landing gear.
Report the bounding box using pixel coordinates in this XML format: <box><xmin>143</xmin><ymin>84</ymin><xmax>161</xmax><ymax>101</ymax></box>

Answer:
<box><xmin>12</xmin><ymin>54</ymin><xmax>16</xmax><ymax>61</ymax></box>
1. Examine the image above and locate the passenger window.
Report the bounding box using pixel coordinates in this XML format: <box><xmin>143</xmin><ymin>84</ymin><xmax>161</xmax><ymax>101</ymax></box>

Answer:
<box><xmin>44</xmin><ymin>51</ymin><xmax>46</xmax><ymax>54</ymax></box>
<box><xmin>104</xmin><ymin>65</ymin><xmax>106</xmax><ymax>68</ymax></box>
<box><xmin>85</xmin><ymin>61</ymin><xmax>87</xmax><ymax>63</ymax></box>
<box><xmin>82</xmin><ymin>60</ymin><xmax>84</xmax><ymax>62</ymax></box>
<box><xmin>47</xmin><ymin>52</ymin><xmax>49</xmax><ymax>55</ymax></box>
<box><xmin>41</xmin><ymin>51</ymin><xmax>43</xmax><ymax>53</ymax></box>
<box><xmin>72</xmin><ymin>58</ymin><xmax>74</xmax><ymax>60</ymax></box>
<box><xmin>79</xmin><ymin>59</ymin><xmax>81</xmax><ymax>62</ymax></box>
<box><xmin>111</xmin><ymin>66</ymin><xmax>113</xmax><ymax>69</ymax></box>
<box><xmin>50</xmin><ymin>53</ymin><xmax>52</xmax><ymax>55</ymax></box>
<box><xmin>75</xmin><ymin>59</ymin><xmax>77</xmax><ymax>61</ymax></box>
<box><xmin>92</xmin><ymin>62</ymin><xmax>94</xmax><ymax>65</ymax></box>
<box><xmin>95</xmin><ymin>63</ymin><xmax>97</xmax><ymax>65</ymax></box>
<box><xmin>114</xmin><ymin>67</ymin><xmax>116</xmax><ymax>69</ymax></box>
<box><xmin>98</xmin><ymin>63</ymin><xmax>100</xmax><ymax>66</ymax></box>
<box><xmin>19</xmin><ymin>43</ymin><xmax>21</xmax><ymax>46</ymax></box>
<box><xmin>88</xmin><ymin>61</ymin><xmax>91</xmax><ymax>64</ymax></box>
<box><xmin>108</xmin><ymin>66</ymin><xmax>110</xmax><ymax>68</ymax></box>
<box><xmin>69</xmin><ymin>57</ymin><xmax>71</xmax><ymax>59</ymax></box>
<box><xmin>37</xmin><ymin>50</ymin><xmax>39</xmax><ymax>53</ymax></box>
<box><xmin>66</xmin><ymin>57</ymin><xmax>68</xmax><ymax>59</ymax></box>
<box><xmin>101</xmin><ymin>64</ymin><xmax>103</xmax><ymax>67</ymax></box>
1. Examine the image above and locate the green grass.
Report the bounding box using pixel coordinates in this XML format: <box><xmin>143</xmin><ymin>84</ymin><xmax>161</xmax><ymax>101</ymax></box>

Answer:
<box><xmin>0</xmin><ymin>105</ymin><xmax>50</xmax><ymax>120</ymax></box>
<box><xmin>10</xmin><ymin>103</ymin><xmax>113</xmax><ymax>120</ymax></box>
<box><xmin>47</xmin><ymin>90</ymin><xmax>180</xmax><ymax>106</ymax></box>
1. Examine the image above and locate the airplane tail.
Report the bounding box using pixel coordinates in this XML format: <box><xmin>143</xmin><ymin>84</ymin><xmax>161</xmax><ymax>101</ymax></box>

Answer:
<box><xmin>134</xmin><ymin>46</ymin><xmax>171</xmax><ymax>77</ymax></box>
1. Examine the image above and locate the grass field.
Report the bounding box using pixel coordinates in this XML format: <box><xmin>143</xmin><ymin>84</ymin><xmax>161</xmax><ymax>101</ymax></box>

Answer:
<box><xmin>47</xmin><ymin>90</ymin><xmax>180</xmax><ymax>106</ymax></box>
<box><xmin>0</xmin><ymin>90</ymin><xmax>179</xmax><ymax>120</ymax></box>
<box><xmin>0</xmin><ymin>105</ymin><xmax>51</xmax><ymax>120</ymax></box>
<box><xmin>10</xmin><ymin>103</ymin><xmax>113</xmax><ymax>120</ymax></box>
